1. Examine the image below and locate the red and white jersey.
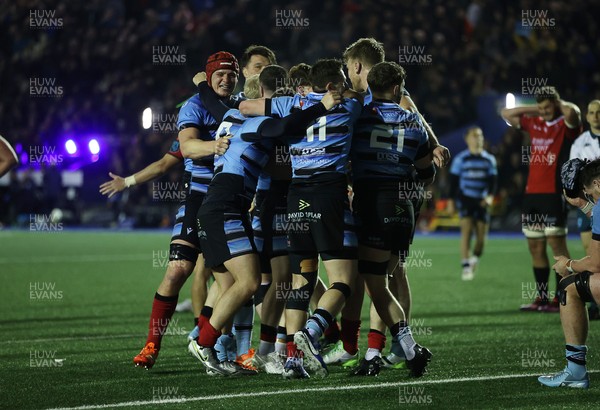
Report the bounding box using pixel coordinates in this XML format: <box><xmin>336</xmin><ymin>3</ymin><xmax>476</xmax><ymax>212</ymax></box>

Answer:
<box><xmin>520</xmin><ymin>115</ymin><xmax>580</xmax><ymax>194</ymax></box>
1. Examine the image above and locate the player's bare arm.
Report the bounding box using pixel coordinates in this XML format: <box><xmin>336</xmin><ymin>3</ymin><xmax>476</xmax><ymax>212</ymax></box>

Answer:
<box><xmin>560</xmin><ymin>99</ymin><xmax>582</xmax><ymax>128</ymax></box>
<box><xmin>179</xmin><ymin>127</ymin><xmax>229</xmax><ymax>159</ymax></box>
<box><xmin>400</xmin><ymin>95</ymin><xmax>450</xmax><ymax>167</ymax></box>
<box><xmin>99</xmin><ymin>153</ymin><xmax>181</xmax><ymax>198</ymax></box>
<box><xmin>501</xmin><ymin>106</ymin><xmax>538</xmax><ymax>128</ymax></box>
<box><xmin>239</xmin><ymin>98</ymin><xmax>267</xmax><ymax>116</ymax></box>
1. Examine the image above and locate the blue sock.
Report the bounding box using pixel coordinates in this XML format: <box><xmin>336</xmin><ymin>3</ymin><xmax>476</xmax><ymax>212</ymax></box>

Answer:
<box><xmin>305</xmin><ymin>308</ymin><xmax>333</xmax><ymax>340</ymax></box>
<box><xmin>233</xmin><ymin>299</ymin><xmax>254</xmax><ymax>356</ymax></box>
<box><xmin>566</xmin><ymin>344</ymin><xmax>587</xmax><ymax>378</ymax></box>
<box><xmin>214</xmin><ymin>333</ymin><xmax>234</xmax><ymax>362</ymax></box>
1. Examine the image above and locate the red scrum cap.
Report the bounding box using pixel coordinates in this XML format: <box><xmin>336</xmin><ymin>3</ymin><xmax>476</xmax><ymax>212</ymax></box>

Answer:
<box><xmin>206</xmin><ymin>51</ymin><xmax>239</xmax><ymax>86</ymax></box>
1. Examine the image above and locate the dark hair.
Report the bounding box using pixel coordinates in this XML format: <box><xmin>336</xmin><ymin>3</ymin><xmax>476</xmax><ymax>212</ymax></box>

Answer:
<box><xmin>309</xmin><ymin>59</ymin><xmax>344</xmax><ymax>90</ymax></box>
<box><xmin>367</xmin><ymin>61</ymin><xmax>406</xmax><ymax>93</ymax></box>
<box><xmin>240</xmin><ymin>45</ymin><xmax>277</xmax><ymax>68</ymax></box>
<box><xmin>581</xmin><ymin>158</ymin><xmax>600</xmax><ymax>188</ymax></box>
<box><xmin>289</xmin><ymin>63</ymin><xmax>312</xmax><ymax>86</ymax></box>
<box><xmin>343</xmin><ymin>38</ymin><xmax>385</xmax><ymax>68</ymax></box>
<box><xmin>535</xmin><ymin>87</ymin><xmax>560</xmax><ymax>103</ymax></box>
<box><xmin>258</xmin><ymin>65</ymin><xmax>288</xmax><ymax>94</ymax></box>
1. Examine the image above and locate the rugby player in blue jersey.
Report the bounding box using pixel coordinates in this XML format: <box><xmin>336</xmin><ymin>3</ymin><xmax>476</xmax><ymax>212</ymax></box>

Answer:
<box><xmin>349</xmin><ymin>62</ymin><xmax>434</xmax><ymax>377</ymax></box>
<box><xmin>187</xmin><ymin>66</ymin><xmax>342</xmax><ymax>376</ymax></box>
<box><xmin>448</xmin><ymin>127</ymin><xmax>497</xmax><ymax>280</ymax></box>
<box><xmin>132</xmin><ymin>52</ymin><xmax>237</xmax><ymax>369</ymax></box>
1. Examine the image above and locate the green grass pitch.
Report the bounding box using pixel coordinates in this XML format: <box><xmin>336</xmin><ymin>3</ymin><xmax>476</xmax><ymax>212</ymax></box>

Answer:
<box><xmin>1</xmin><ymin>230</ymin><xmax>599</xmax><ymax>409</ymax></box>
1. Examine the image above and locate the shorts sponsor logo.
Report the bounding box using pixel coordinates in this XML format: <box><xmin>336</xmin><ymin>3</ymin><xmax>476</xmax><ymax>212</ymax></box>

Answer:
<box><xmin>298</xmin><ymin>199</ymin><xmax>310</xmax><ymax>211</ymax></box>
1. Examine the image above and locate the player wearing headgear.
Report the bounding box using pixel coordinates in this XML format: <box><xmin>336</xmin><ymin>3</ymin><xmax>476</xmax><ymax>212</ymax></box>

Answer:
<box><xmin>347</xmin><ymin>62</ymin><xmax>433</xmax><ymax>377</ymax></box>
<box><xmin>132</xmin><ymin>51</ymin><xmax>238</xmax><ymax>370</ymax></box>
<box><xmin>569</xmin><ymin>100</ymin><xmax>600</xmax><ymax>319</ymax></box>
<box><xmin>540</xmin><ymin>158</ymin><xmax>600</xmax><ymax>388</ymax></box>
<box><xmin>501</xmin><ymin>88</ymin><xmax>581</xmax><ymax>312</ymax></box>
<box><xmin>447</xmin><ymin>127</ymin><xmax>497</xmax><ymax>281</ymax></box>
<box><xmin>187</xmin><ymin>67</ymin><xmax>342</xmax><ymax>376</ymax></box>
<box><xmin>0</xmin><ymin>135</ymin><xmax>19</xmax><ymax>178</ymax></box>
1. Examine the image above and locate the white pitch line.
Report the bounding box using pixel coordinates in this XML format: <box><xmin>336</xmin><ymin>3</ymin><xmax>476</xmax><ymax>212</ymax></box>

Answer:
<box><xmin>0</xmin><ymin>254</ymin><xmax>151</xmax><ymax>264</ymax></box>
<box><xmin>0</xmin><ymin>334</ymin><xmax>142</xmax><ymax>345</ymax></box>
<box><xmin>46</xmin><ymin>370</ymin><xmax>599</xmax><ymax>410</ymax></box>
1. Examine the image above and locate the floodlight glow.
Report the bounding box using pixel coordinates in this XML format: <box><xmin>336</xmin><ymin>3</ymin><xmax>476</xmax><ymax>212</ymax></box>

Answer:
<box><xmin>505</xmin><ymin>93</ymin><xmax>515</xmax><ymax>109</ymax></box>
<box><xmin>142</xmin><ymin>107</ymin><xmax>152</xmax><ymax>129</ymax></box>
<box><xmin>65</xmin><ymin>139</ymin><xmax>77</xmax><ymax>154</ymax></box>
<box><xmin>88</xmin><ymin>139</ymin><xmax>100</xmax><ymax>154</ymax></box>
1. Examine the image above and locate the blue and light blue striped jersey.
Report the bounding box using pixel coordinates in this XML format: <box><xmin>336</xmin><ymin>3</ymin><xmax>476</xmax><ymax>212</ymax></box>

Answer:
<box><xmin>213</xmin><ymin>109</ymin><xmax>273</xmax><ymax>197</ymax></box>
<box><xmin>271</xmin><ymin>92</ymin><xmax>362</xmax><ymax>179</ymax></box>
<box><xmin>177</xmin><ymin>94</ymin><xmax>220</xmax><ymax>194</ymax></box>
<box><xmin>449</xmin><ymin>149</ymin><xmax>497</xmax><ymax>199</ymax></box>
<box><xmin>351</xmin><ymin>100</ymin><xmax>429</xmax><ymax>181</ymax></box>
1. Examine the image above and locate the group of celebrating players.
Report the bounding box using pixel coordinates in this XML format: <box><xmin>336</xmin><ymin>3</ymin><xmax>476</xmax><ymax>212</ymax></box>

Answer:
<box><xmin>102</xmin><ymin>38</ymin><xmax>448</xmax><ymax>379</ymax></box>
<box><xmin>97</xmin><ymin>37</ymin><xmax>600</xmax><ymax>387</ymax></box>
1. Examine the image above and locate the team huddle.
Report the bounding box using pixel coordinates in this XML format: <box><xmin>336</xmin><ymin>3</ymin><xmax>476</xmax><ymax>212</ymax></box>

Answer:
<box><xmin>97</xmin><ymin>38</ymin><xmax>599</xmax><ymax>386</ymax></box>
<box><xmin>107</xmin><ymin>38</ymin><xmax>447</xmax><ymax>379</ymax></box>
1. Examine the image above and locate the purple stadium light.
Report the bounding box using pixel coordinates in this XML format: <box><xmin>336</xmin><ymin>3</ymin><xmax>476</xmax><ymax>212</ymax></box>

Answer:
<box><xmin>88</xmin><ymin>139</ymin><xmax>100</xmax><ymax>155</ymax></box>
<box><xmin>65</xmin><ymin>139</ymin><xmax>77</xmax><ymax>155</ymax></box>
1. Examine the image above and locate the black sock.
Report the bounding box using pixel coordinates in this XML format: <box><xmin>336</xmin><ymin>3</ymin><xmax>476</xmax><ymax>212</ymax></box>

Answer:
<box><xmin>533</xmin><ymin>267</ymin><xmax>550</xmax><ymax>302</ymax></box>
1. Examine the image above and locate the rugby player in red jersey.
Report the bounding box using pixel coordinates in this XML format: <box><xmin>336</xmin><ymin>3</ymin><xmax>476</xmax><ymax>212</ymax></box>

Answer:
<box><xmin>502</xmin><ymin>88</ymin><xmax>581</xmax><ymax>312</ymax></box>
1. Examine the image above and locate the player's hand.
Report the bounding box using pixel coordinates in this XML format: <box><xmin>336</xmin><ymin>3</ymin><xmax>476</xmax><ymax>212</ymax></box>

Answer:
<box><xmin>320</xmin><ymin>91</ymin><xmax>343</xmax><ymax>110</ymax></box>
<box><xmin>193</xmin><ymin>72</ymin><xmax>207</xmax><ymax>86</ymax></box>
<box><xmin>432</xmin><ymin>145</ymin><xmax>450</xmax><ymax>168</ymax></box>
<box><xmin>99</xmin><ymin>172</ymin><xmax>125</xmax><ymax>198</ymax></box>
<box><xmin>563</xmin><ymin>189</ymin><xmax>588</xmax><ymax>208</ymax></box>
<box><xmin>552</xmin><ymin>255</ymin><xmax>570</xmax><ymax>277</ymax></box>
<box><xmin>214</xmin><ymin>135</ymin><xmax>231</xmax><ymax>156</ymax></box>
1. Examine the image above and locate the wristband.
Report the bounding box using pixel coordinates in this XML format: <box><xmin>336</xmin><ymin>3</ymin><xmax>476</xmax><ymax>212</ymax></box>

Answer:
<box><xmin>566</xmin><ymin>259</ymin><xmax>574</xmax><ymax>274</ymax></box>
<box><xmin>581</xmin><ymin>201</ymin><xmax>594</xmax><ymax>215</ymax></box>
<box><xmin>124</xmin><ymin>175</ymin><xmax>137</xmax><ymax>188</ymax></box>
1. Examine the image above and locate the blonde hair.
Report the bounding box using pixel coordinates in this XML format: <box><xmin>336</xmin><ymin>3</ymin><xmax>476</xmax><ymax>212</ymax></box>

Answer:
<box><xmin>244</xmin><ymin>74</ymin><xmax>261</xmax><ymax>99</ymax></box>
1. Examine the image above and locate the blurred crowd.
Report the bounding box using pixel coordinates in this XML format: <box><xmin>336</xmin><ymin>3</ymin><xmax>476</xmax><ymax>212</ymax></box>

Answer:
<box><xmin>1</xmin><ymin>0</ymin><xmax>598</xmax><ymax>227</ymax></box>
